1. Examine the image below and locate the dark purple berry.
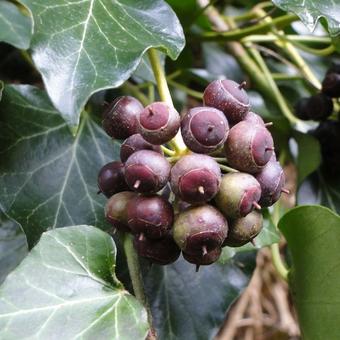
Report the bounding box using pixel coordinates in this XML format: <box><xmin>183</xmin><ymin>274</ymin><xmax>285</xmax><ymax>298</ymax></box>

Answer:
<box><xmin>105</xmin><ymin>191</ymin><xmax>136</xmax><ymax>232</ymax></box>
<box><xmin>295</xmin><ymin>94</ymin><xmax>333</xmax><ymax>121</ymax></box>
<box><xmin>243</xmin><ymin>111</ymin><xmax>266</xmax><ymax>126</ymax></box>
<box><xmin>97</xmin><ymin>161</ymin><xmax>129</xmax><ymax>198</ymax></box>
<box><xmin>183</xmin><ymin>247</ymin><xmax>221</xmax><ymax>267</ymax></box>
<box><xmin>127</xmin><ymin>195</ymin><xmax>174</xmax><ymax>239</ymax></box>
<box><xmin>138</xmin><ymin>101</ymin><xmax>180</xmax><ymax>144</ymax></box>
<box><xmin>133</xmin><ymin>234</ymin><xmax>180</xmax><ymax>265</ymax></box>
<box><xmin>255</xmin><ymin>160</ymin><xmax>285</xmax><ymax>207</ymax></box>
<box><xmin>170</xmin><ymin>154</ymin><xmax>221</xmax><ymax>204</ymax></box>
<box><xmin>203</xmin><ymin>79</ymin><xmax>250</xmax><ymax>123</ymax></box>
<box><xmin>322</xmin><ymin>72</ymin><xmax>340</xmax><ymax>98</ymax></box>
<box><xmin>102</xmin><ymin>96</ymin><xmax>143</xmax><ymax>139</ymax></box>
<box><xmin>124</xmin><ymin>150</ymin><xmax>170</xmax><ymax>193</ymax></box>
<box><xmin>222</xmin><ymin>211</ymin><xmax>263</xmax><ymax>247</ymax></box>
<box><xmin>120</xmin><ymin>133</ymin><xmax>163</xmax><ymax>163</ymax></box>
<box><xmin>173</xmin><ymin>205</ymin><xmax>228</xmax><ymax>255</ymax></box>
<box><xmin>181</xmin><ymin>106</ymin><xmax>229</xmax><ymax>153</ymax></box>
<box><xmin>215</xmin><ymin>173</ymin><xmax>262</xmax><ymax>218</ymax></box>
<box><xmin>225</xmin><ymin>121</ymin><xmax>274</xmax><ymax>173</ymax></box>
<box><xmin>294</xmin><ymin>98</ymin><xmax>310</xmax><ymax>120</ymax></box>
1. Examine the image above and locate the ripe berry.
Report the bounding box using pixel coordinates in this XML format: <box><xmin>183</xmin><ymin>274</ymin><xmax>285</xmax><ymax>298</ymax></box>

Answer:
<box><xmin>138</xmin><ymin>101</ymin><xmax>180</xmax><ymax>144</ymax></box>
<box><xmin>295</xmin><ymin>94</ymin><xmax>333</xmax><ymax>121</ymax></box>
<box><xmin>215</xmin><ymin>173</ymin><xmax>262</xmax><ymax>218</ymax></box>
<box><xmin>181</xmin><ymin>106</ymin><xmax>229</xmax><ymax>153</ymax></box>
<box><xmin>222</xmin><ymin>211</ymin><xmax>263</xmax><ymax>247</ymax></box>
<box><xmin>133</xmin><ymin>234</ymin><xmax>180</xmax><ymax>265</ymax></box>
<box><xmin>225</xmin><ymin>121</ymin><xmax>274</xmax><ymax>173</ymax></box>
<box><xmin>243</xmin><ymin>111</ymin><xmax>265</xmax><ymax>126</ymax></box>
<box><xmin>120</xmin><ymin>133</ymin><xmax>163</xmax><ymax>163</ymax></box>
<box><xmin>97</xmin><ymin>161</ymin><xmax>129</xmax><ymax>198</ymax></box>
<box><xmin>105</xmin><ymin>191</ymin><xmax>136</xmax><ymax>232</ymax></box>
<box><xmin>102</xmin><ymin>96</ymin><xmax>143</xmax><ymax>139</ymax></box>
<box><xmin>322</xmin><ymin>72</ymin><xmax>340</xmax><ymax>98</ymax></box>
<box><xmin>203</xmin><ymin>79</ymin><xmax>250</xmax><ymax>123</ymax></box>
<box><xmin>183</xmin><ymin>247</ymin><xmax>221</xmax><ymax>267</ymax></box>
<box><xmin>255</xmin><ymin>160</ymin><xmax>286</xmax><ymax>207</ymax></box>
<box><xmin>124</xmin><ymin>150</ymin><xmax>170</xmax><ymax>193</ymax></box>
<box><xmin>173</xmin><ymin>205</ymin><xmax>228</xmax><ymax>255</ymax></box>
<box><xmin>170</xmin><ymin>154</ymin><xmax>221</xmax><ymax>204</ymax></box>
<box><xmin>127</xmin><ymin>195</ymin><xmax>174</xmax><ymax>239</ymax></box>
<box><xmin>294</xmin><ymin>98</ymin><xmax>310</xmax><ymax>120</ymax></box>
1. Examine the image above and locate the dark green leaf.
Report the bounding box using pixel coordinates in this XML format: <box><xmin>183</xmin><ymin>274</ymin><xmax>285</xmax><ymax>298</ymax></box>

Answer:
<box><xmin>219</xmin><ymin>213</ymin><xmax>280</xmax><ymax>264</ymax></box>
<box><xmin>19</xmin><ymin>0</ymin><xmax>185</xmax><ymax>128</ymax></box>
<box><xmin>298</xmin><ymin>171</ymin><xmax>340</xmax><ymax>214</ymax></box>
<box><xmin>0</xmin><ymin>225</ymin><xmax>149</xmax><ymax>339</ymax></box>
<box><xmin>0</xmin><ymin>85</ymin><xmax>118</xmax><ymax>247</ymax></box>
<box><xmin>293</xmin><ymin>131</ymin><xmax>321</xmax><ymax>185</ymax></box>
<box><xmin>133</xmin><ymin>54</ymin><xmax>165</xmax><ymax>84</ymax></box>
<box><xmin>145</xmin><ymin>252</ymin><xmax>256</xmax><ymax>340</ymax></box>
<box><xmin>0</xmin><ymin>211</ymin><xmax>28</xmax><ymax>284</ymax></box>
<box><xmin>272</xmin><ymin>0</ymin><xmax>340</xmax><ymax>36</ymax></box>
<box><xmin>279</xmin><ymin>205</ymin><xmax>340</xmax><ymax>340</ymax></box>
<box><xmin>0</xmin><ymin>81</ymin><xmax>3</xmax><ymax>101</ymax></box>
<box><xmin>0</xmin><ymin>1</ymin><xmax>32</xmax><ymax>49</ymax></box>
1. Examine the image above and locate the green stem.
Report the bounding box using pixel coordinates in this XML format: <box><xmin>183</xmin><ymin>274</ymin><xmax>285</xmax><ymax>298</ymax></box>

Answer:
<box><xmin>147</xmin><ymin>48</ymin><xmax>187</xmax><ymax>155</ymax></box>
<box><xmin>287</xmin><ymin>41</ymin><xmax>335</xmax><ymax>56</ymax></box>
<box><xmin>247</xmin><ymin>46</ymin><xmax>299</xmax><ymax>125</ymax></box>
<box><xmin>271</xmin><ymin>243</ymin><xmax>289</xmax><ymax>281</ymax></box>
<box><xmin>199</xmin><ymin>14</ymin><xmax>297</xmax><ymax>41</ymax></box>
<box><xmin>272</xmin><ymin>73</ymin><xmax>303</xmax><ymax>81</ymax></box>
<box><xmin>243</xmin><ymin>34</ymin><xmax>331</xmax><ymax>44</ymax></box>
<box><xmin>122</xmin><ymin>82</ymin><xmax>149</xmax><ymax>106</ymax></box>
<box><xmin>168</xmin><ymin>79</ymin><xmax>203</xmax><ymax>99</ymax></box>
<box><xmin>147</xmin><ymin>49</ymin><xmax>173</xmax><ymax>106</ymax></box>
<box><xmin>161</xmin><ymin>145</ymin><xmax>176</xmax><ymax>156</ymax></box>
<box><xmin>219</xmin><ymin>164</ymin><xmax>239</xmax><ymax>173</ymax></box>
<box><xmin>122</xmin><ymin>233</ymin><xmax>155</xmax><ymax>332</ymax></box>
<box><xmin>253</xmin><ymin>8</ymin><xmax>321</xmax><ymax>90</ymax></box>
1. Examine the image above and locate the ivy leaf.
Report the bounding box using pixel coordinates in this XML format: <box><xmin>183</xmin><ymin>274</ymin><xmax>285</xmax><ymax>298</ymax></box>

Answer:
<box><xmin>0</xmin><ymin>81</ymin><xmax>3</xmax><ymax>101</ymax></box>
<box><xmin>0</xmin><ymin>211</ymin><xmax>28</xmax><ymax>284</ymax></box>
<box><xmin>292</xmin><ymin>131</ymin><xmax>321</xmax><ymax>186</ymax></box>
<box><xmin>0</xmin><ymin>1</ymin><xmax>32</xmax><ymax>49</ymax></box>
<box><xmin>272</xmin><ymin>0</ymin><xmax>340</xmax><ymax>36</ymax></box>
<box><xmin>279</xmin><ymin>206</ymin><xmax>340</xmax><ymax>339</ymax></box>
<box><xmin>144</xmin><ymin>252</ymin><xmax>256</xmax><ymax>339</ymax></box>
<box><xmin>219</xmin><ymin>212</ymin><xmax>280</xmax><ymax>264</ymax></box>
<box><xmin>298</xmin><ymin>171</ymin><xmax>340</xmax><ymax>214</ymax></box>
<box><xmin>19</xmin><ymin>0</ymin><xmax>185</xmax><ymax>128</ymax></box>
<box><xmin>0</xmin><ymin>225</ymin><xmax>149</xmax><ymax>339</ymax></box>
<box><xmin>0</xmin><ymin>85</ymin><xmax>118</xmax><ymax>247</ymax></box>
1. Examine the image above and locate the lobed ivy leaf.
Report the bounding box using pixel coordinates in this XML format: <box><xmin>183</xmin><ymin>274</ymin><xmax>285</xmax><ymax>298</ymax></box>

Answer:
<box><xmin>279</xmin><ymin>206</ymin><xmax>340</xmax><ymax>340</ymax></box>
<box><xmin>0</xmin><ymin>85</ymin><xmax>119</xmax><ymax>247</ymax></box>
<box><xmin>0</xmin><ymin>211</ymin><xmax>28</xmax><ymax>284</ymax></box>
<box><xmin>19</xmin><ymin>0</ymin><xmax>185</xmax><ymax>128</ymax></box>
<box><xmin>0</xmin><ymin>225</ymin><xmax>149</xmax><ymax>339</ymax></box>
<box><xmin>272</xmin><ymin>0</ymin><xmax>340</xmax><ymax>36</ymax></box>
<box><xmin>0</xmin><ymin>1</ymin><xmax>32</xmax><ymax>50</ymax></box>
<box><xmin>144</xmin><ymin>252</ymin><xmax>256</xmax><ymax>339</ymax></box>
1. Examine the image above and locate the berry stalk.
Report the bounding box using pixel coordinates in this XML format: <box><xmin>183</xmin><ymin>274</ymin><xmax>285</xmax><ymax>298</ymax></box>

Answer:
<box><xmin>122</xmin><ymin>233</ymin><xmax>155</xmax><ymax>334</ymax></box>
<box><xmin>147</xmin><ymin>48</ymin><xmax>187</xmax><ymax>155</ymax></box>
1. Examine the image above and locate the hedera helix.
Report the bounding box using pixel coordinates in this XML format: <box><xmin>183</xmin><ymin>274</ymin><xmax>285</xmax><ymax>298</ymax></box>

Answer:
<box><xmin>1</xmin><ymin>0</ymin><xmax>340</xmax><ymax>338</ymax></box>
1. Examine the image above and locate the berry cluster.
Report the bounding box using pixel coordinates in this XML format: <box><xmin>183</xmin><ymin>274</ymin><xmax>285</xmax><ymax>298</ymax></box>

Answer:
<box><xmin>294</xmin><ymin>64</ymin><xmax>340</xmax><ymax>176</ymax></box>
<box><xmin>295</xmin><ymin>64</ymin><xmax>340</xmax><ymax>121</ymax></box>
<box><xmin>98</xmin><ymin>79</ymin><xmax>287</xmax><ymax>269</ymax></box>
